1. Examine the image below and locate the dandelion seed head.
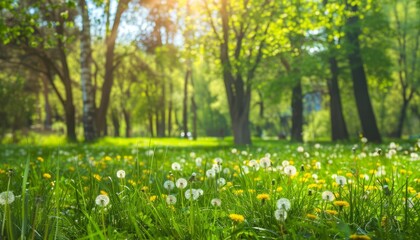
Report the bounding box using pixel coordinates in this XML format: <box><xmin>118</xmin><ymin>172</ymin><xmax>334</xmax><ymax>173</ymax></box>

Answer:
<box><xmin>171</xmin><ymin>162</ymin><xmax>182</xmax><ymax>171</ymax></box>
<box><xmin>211</xmin><ymin>198</ymin><xmax>222</xmax><ymax>207</ymax></box>
<box><xmin>274</xmin><ymin>209</ymin><xmax>287</xmax><ymax>221</ymax></box>
<box><xmin>0</xmin><ymin>191</ymin><xmax>15</xmax><ymax>205</ymax></box>
<box><xmin>116</xmin><ymin>170</ymin><xmax>126</xmax><ymax>179</ymax></box>
<box><xmin>175</xmin><ymin>178</ymin><xmax>188</xmax><ymax>189</ymax></box>
<box><xmin>259</xmin><ymin>157</ymin><xmax>271</xmax><ymax>168</ymax></box>
<box><xmin>284</xmin><ymin>165</ymin><xmax>297</xmax><ymax>176</ymax></box>
<box><xmin>163</xmin><ymin>180</ymin><xmax>175</xmax><ymax>191</ymax></box>
<box><xmin>95</xmin><ymin>194</ymin><xmax>110</xmax><ymax>207</ymax></box>
<box><xmin>206</xmin><ymin>169</ymin><xmax>216</xmax><ymax>178</ymax></box>
<box><xmin>322</xmin><ymin>191</ymin><xmax>335</xmax><ymax>201</ymax></box>
<box><xmin>276</xmin><ymin>198</ymin><xmax>291</xmax><ymax>210</ymax></box>
<box><xmin>166</xmin><ymin>195</ymin><xmax>177</xmax><ymax>204</ymax></box>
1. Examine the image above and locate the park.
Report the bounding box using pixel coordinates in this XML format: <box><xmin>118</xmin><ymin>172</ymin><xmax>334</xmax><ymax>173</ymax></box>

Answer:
<box><xmin>0</xmin><ymin>0</ymin><xmax>419</xmax><ymax>239</ymax></box>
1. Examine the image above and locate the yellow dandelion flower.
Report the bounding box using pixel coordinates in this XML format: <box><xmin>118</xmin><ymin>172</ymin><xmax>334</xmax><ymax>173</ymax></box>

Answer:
<box><xmin>93</xmin><ymin>174</ymin><xmax>101</xmax><ymax>181</ymax></box>
<box><xmin>318</xmin><ymin>179</ymin><xmax>326</xmax><ymax>184</ymax></box>
<box><xmin>226</xmin><ymin>182</ymin><xmax>233</xmax><ymax>187</ymax></box>
<box><xmin>349</xmin><ymin>234</ymin><xmax>371</xmax><ymax>240</ymax></box>
<box><xmin>416</xmin><ymin>193</ymin><xmax>420</xmax><ymax>199</ymax></box>
<box><xmin>276</xmin><ymin>187</ymin><xmax>283</xmax><ymax>192</ymax></box>
<box><xmin>149</xmin><ymin>195</ymin><xmax>158</xmax><ymax>202</ymax></box>
<box><xmin>408</xmin><ymin>187</ymin><xmax>416</xmax><ymax>194</ymax></box>
<box><xmin>100</xmin><ymin>190</ymin><xmax>108</xmax><ymax>196</ymax></box>
<box><xmin>233</xmin><ymin>190</ymin><xmax>244</xmax><ymax>196</ymax></box>
<box><xmin>333</xmin><ymin>200</ymin><xmax>350</xmax><ymax>207</ymax></box>
<box><xmin>248</xmin><ymin>189</ymin><xmax>256</xmax><ymax>194</ymax></box>
<box><xmin>254</xmin><ymin>177</ymin><xmax>261</xmax><ymax>181</ymax></box>
<box><xmin>308</xmin><ymin>183</ymin><xmax>318</xmax><ymax>189</ymax></box>
<box><xmin>368</xmin><ymin>169</ymin><xmax>377</xmax><ymax>174</ymax></box>
<box><xmin>315</xmin><ymin>208</ymin><xmax>322</xmax><ymax>213</ymax></box>
<box><xmin>37</xmin><ymin>157</ymin><xmax>44</xmax><ymax>162</ymax></box>
<box><xmin>325</xmin><ymin>210</ymin><xmax>338</xmax><ymax>215</ymax></box>
<box><xmin>289</xmin><ymin>160</ymin><xmax>294</xmax><ymax>165</ymax></box>
<box><xmin>229</xmin><ymin>213</ymin><xmax>245</xmax><ymax>223</ymax></box>
<box><xmin>128</xmin><ymin>180</ymin><xmax>137</xmax><ymax>186</ymax></box>
<box><xmin>141</xmin><ymin>186</ymin><xmax>149</xmax><ymax>192</ymax></box>
<box><xmin>306</xmin><ymin>214</ymin><xmax>317</xmax><ymax>220</ymax></box>
<box><xmin>0</xmin><ymin>169</ymin><xmax>5</xmax><ymax>174</ymax></box>
<box><xmin>43</xmin><ymin>173</ymin><xmax>51</xmax><ymax>179</ymax></box>
<box><xmin>104</xmin><ymin>156</ymin><xmax>112</xmax><ymax>161</ymax></box>
<box><xmin>257</xmin><ymin>194</ymin><xmax>270</xmax><ymax>201</ymax></box>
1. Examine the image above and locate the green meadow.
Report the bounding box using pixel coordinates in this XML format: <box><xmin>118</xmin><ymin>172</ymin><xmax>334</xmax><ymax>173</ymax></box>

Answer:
<box><xmin>0</xmin><ymin>138</ymin><xmax>419</xmax><ymax>239</ymax></box>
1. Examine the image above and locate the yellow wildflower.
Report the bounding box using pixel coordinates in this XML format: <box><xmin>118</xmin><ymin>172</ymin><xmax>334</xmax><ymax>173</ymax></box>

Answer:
<box><xmin>349</xmin><ymin>234</ymin><xmax>371</xmax><ymax>240</ymax></box>
<box><xmin>276</xmin><ymin>187</ymin><xmax>283</xmax><ymax>192</ymax></box>
<box><xmin>333</xmin><ymin>200</ymin><xmax>350</xmax><ymax>207</ymax></box>
<box><xmin>149</xmin><ymin>195</ymin><xmax>158</xmax><ymax>202</ymax></box>
<box><xmin>93</xmin><ymin>174</ymin><xmax>101</xmax><ymax>181</ymax></box>
<box><xmin>100</xmin><ymin>190</ymin><xmax>108</xmax><ymax>196</ymax></box>
<box><xmin>325</xmin><ymin>210</ymin><xmax>338</xmax><ymax>215</ymax></box>
<box><xmin>141</xmin><ymin>186</ymin><xmax>149</xmax><ymax>192</ymax></box>
<box><xmin>37</xmin><ymin>157</ymin><xmax>44</xmax><ymax>162</ymax></box>
<box><xmin>43</xmin><ymin>173</ymin><xmax>51</xmax><ymax>179</ymax></box>
<box><xmin>248</xmin><ymin>189</ymin><xmax>256</xmax><ymax>194</ymax></box>
<box><xmin>229</xmin><ymin>213</ymin><xmax>245</xmax><ymax>223</ymax></box>
<box><xmin>257</xmin><ymin>193</ymin><xmax>270</xmax><ymax>201</ymax></box>
<box><xmin>306</xmin><ymin>214</ymin><xmax>317</xmax><ymax>220</ymax></box>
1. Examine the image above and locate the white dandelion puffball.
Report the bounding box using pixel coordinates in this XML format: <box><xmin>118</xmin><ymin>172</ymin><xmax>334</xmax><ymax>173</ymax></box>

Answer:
<box><xmin>361</xmin><ymin>137</ymin><xmax>368</xmax><ymax>143</ymax></box>
<box><xmin>214</xmin><ymin>157</ymin><xmax>223</xmax><ymax>165</ymax></box>
<box><xmin>212</xmin><ymin>164</ymin><xmax>222</xmax><ymax>173</ymax></box>
<box><xmin>195</xmin><ymin>157</ymin><xmax>202</xmax><ymax>167</ymax></box>
<box><xmin>335</xmin><ymin>176</ymin><xmax>347</xmax><ymax>186</ymax></box>
<box><xmin>166</xmin><ymin>195</ymin><xmax>177</xmax><ymax>205</ymax></box>
<box><xmin>282</xmin><ymin>160</ymin><xmax>290</xmax><ymax>167</ymax></box>
<box><xmin>116</xmin><ymin>170</ymin><xmax>126</xmax><ymax>179</ymax></box>
<box><xmin>297</xmin><ymin>146</ymin><xmax>304</xmax><ymax>153</ymax></box>
<box><xmin>259</xmin><ymin>157</ymin><xmax>271</xmax><ymax>168</ymax></box>
<box><xmin>95</xmin><ymin>194</ymin><xmax>110</xmax><ymax>207</ymax></box>
<box><xmin>241</xmin><ymin>165</ymin><xmax>250</xmax><ymax>174</ymax></box>
<box><xmin>217</xmin><ymin>177</ymin><xmax>226</xmax><ymax>186</ymax></box>
<box><xmin>185</xmin><ymin>189</ymin><xmax>200</xmax><ymax>200</ymax></box>
<box><xmin>163</xmin><ymin>180</ymin><xmax>175</xmax><ymax>191</ymax></box>
<box><xmin>322</xmin><ymin>191</ymin><xmax>335</xmax><ymax>201</ymax></box>
<box><xmin>171</xmin><ymin>162</ymin><xmax>182</xmax><ymax>171</ymax></box>
<box><xmin>274</xmin><ymin>209</ymin><xmax>288</xmax><ymax>221</ymax></box>
<box><xmin>223</xmin><ymin>168</ymin><xmax>231</xmax><ymax>175</ymax></box>
<box><xmin>276</xmin><ymin>198</ymin><xmax>291</xmax><ymax>210</ymax></box>
<box><xmin>284</xmin><ymin>165</ymin><xmax>297</xmax><ymax>176</ymax></box>
<box><xmin>206</xmin><ymin>169</ymin><xmax>216</xmax><ymax>178</ymax></box>
<box><xmin>189</xmin><ymin>152</ymin><xmax>196</xmax><ymax>158</ymax></box>
<box><xmin>176</xmin><ymin>178</ymin><xmax>188</xmax><ymax>189</ymax></box>
<box><xmin>0</xmin><ymin>191</ymin><xmax>15</xmax><ymax>205</ymax></box>
<box><xmin>211</xmin><ymin>198</ymin><xmax>222</xmax><ymax>207</ymax></box>
<box><xmin>315</xmin><ymin>162</ymin><xmax>321</xmax><ymax>169</ymax></box>
<box><xmin>248</xmin><ymin>159</ymin><xmax>260</xmax><ymax>170</ymax></box>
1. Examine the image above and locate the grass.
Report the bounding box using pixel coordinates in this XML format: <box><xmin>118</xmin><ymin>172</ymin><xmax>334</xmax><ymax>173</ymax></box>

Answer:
<box><xmin>0</xmin><ymin>138</ymin><xmax>419</xmax><ymax>239</ymax></box>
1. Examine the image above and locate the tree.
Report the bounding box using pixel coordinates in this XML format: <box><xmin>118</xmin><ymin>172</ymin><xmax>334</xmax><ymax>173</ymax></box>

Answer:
<box><xmin>345</xmin><ymin>2</ymin><xmax>381</xmax><ymax>142</ymax></box>
<box><xmin>204</xmin><ymin>0</ymin><xmax>274</xmax><ymax>145</ymax></box>
<box><xmin>96</xmin><ymin>0</ymin><xmax>130</xmax><ymax>136</ymax></box>
<box><xmin>389</xmin><ymin>0</ymin><xmax>419</xmax><ymax>138</ymax></box>
<box><xmin>1</xmin><ymin>0</ymin><xmax>79</xmax><ymax>141</ymax></box>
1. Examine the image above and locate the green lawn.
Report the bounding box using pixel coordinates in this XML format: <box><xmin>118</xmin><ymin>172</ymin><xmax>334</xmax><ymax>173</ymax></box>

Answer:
<box><xmin>0</xmin><ymin>138</ymin><xmax>419</xmax><ymax>239</ymax></box>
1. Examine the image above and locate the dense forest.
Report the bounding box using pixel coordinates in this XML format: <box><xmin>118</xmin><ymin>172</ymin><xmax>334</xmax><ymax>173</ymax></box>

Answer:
<box><xmin>0</xmin><ymin>0</ymin><xmax>419</xmax><ymax>144</ymax></box>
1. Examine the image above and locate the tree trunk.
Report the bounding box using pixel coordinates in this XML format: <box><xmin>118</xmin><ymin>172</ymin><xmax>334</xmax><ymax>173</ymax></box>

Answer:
<box><xmin>393</xmin><ymin>100</ymin><xmax>409</xmax><ymax>138</ymax></box>
<box><xmin>64</xmin><ymin>101</ymin><xmax>77</xmax><ymax>141</ymax></box>
<box><xmin>96</xmin><ymin>0</ymin><xmax>129</xmax><ymax>136</ymax></box>
<box><xmin>79</xmin><ymin>0</ymin><xmax>97</xmax><ymax>142</ymax></box>
<box><xmin>191</xmin><ymin>74</ymin><xmax>197</xmax><ymax>140</ymax></box>
<box><xmin>158</xmin><ymin>78</ymin><xmax>166</xmax><ymax>137</ymax></box>
<box><xmin>57</xmin><ymin>20</ymin><xmax>77</xmax><ymax>142</ymax></box>
<box><xmin>41</xmin><ymin>75</ymin><xmax>52</xmax><ymax>130</ymax></box>
<box><xmin>327</xmin><ymin>57</ymin><xmax>349</xmax><ymax>141</ymax></box>
<box><xmin>167</xmin><ymin>80</ymin><xmax>173</xmax><ymax>136</ymax></box>
<box><xmin>122</xmin><ymin>108</ymin><xmax>131</xmax><ymax>137</ymax></box>
<box><xmin>291</xmin><ymin>80</ymin><xmax>303</xmax><ymax>142</ymax></box>
<box><xmin>111</xmin><ymin>109</ymin><xmax>120</xmax><ymax>137</ymax></box>
<box><xmin>345</xmin><ymin>4</ymin><xmax>381</xmax><ymax>143</ymax></box>
<box><xmin>182</xmin><ymin>69</ymin><xmax>190</xmax><ymax>138</ymax></box>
